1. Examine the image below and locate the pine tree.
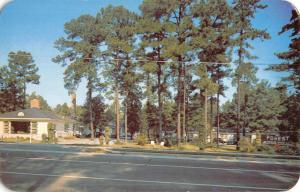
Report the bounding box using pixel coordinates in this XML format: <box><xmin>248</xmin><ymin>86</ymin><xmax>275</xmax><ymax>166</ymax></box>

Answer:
<box><xmin>53</xmin><ymin>14</ymin><xmax>104</xmax><ymax>139</ymax></box>
<box><xmin>191</xmin><ymin>0</ymin><xmax>233</xmax><ymax>145</ymax></box>
<box><xmin>0</xmin><ymin>66</ymin><xmax>23</xmax><ymax>112</ymax></box>
<box><xmin>231</xmin><ymin>0</ymin><xmax>270</xmax><ymax>149</ymax></box>
<box><xmin>7</xmin><ymin>51</ymin><xmax>40</xmax><ymax>108</ymax></box>
<box><xmin>97</xmin><ymin>5</ymin><xmax>138</xmax><ymax>141</ymax></box>
<box><xmin>193</xmin><ymin>64</ymin><xmax>218</xmax><ymax>145</ymax></box>
<box><xmin>268</xmin><ymin>10</ymin><xmax>300</xmax><ymax>91</ymax></box>
<box><xmin>138</xmin><ymin>0</ymin><xmax>172</xmax><ymax>140</ymax></box>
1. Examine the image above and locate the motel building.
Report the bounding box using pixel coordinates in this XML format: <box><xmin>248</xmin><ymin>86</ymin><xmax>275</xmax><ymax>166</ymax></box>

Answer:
<box><xmin>0</xmin><ymin>99</ymin><xmax>74</xmax><ymax>141</ymax></box>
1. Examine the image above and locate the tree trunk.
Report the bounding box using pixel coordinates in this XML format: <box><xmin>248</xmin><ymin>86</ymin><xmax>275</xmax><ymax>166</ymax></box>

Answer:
<box><xmin>217</xmin><ymin>83</ymin><xmax>220</xmax><ymax>147</ymax></box>
<box><xmin>23</xmin><ymin>81</ymin><xmax>26</xmax><ymax>109</ymax></box>
<box><xmin>182</xmin><ymin>84</ymin><xmax>186</xmax><ymax>142</ymax></box>
<box><xmin>115</xmin><ymin>82</ymin><xmax>120</xmax><ymax>141</ymax></box>
<box><xmin>177</xmin><ymin>60</ymin><xmax>183</xmax><ymax>144</ymax></box>
<box><xmin>182</xmin><ymin>62</ymin><xmax>186</xmax><ymax>142</ymax></box>
<box><xmin>157</xmin><ymin>62</ymin><xmax>162</xmax><ymax>141</ymax></box>
<box><xmin>210</xmin><ymin>96</ymin><xmax>213</xmax><ymax>143</ymax></box>
<box><xmin>125</xmin><ymin>97</ymin><xmax>128</xmax><ymax>143</ymax></box>
<box><xmin>177</xmin><ymin>105</ymin><xmax>181</xmax><ymax>144</ymax></box>
<box><xmin>236</xmin><ymin>75</ymin><xmax>241</xmax><ymax>150</ymax></box>
<box><xmin>243</xmin><ymin>94</ymin><xmax>248</xmax><ymax>136</ymax></box>
<box><xmin>204</xmin><ymin>91</ymin><xmax>208</xmax><ymax>145</ymax></box>
<box><xmin>87</xmin><ymin>84</ymin><xmax>94</xmax><ymax>140</ymax></box>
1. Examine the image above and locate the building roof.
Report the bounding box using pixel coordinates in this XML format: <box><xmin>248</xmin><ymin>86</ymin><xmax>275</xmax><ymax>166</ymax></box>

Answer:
<box><xmin>0</xmin><ymin>108</ymin><xmax>62</xmax><ymax>121</ymax></box>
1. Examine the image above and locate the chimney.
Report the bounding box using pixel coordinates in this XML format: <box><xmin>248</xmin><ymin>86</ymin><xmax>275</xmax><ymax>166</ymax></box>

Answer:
<box><xmin>30</xmin><ymin>99</ymin><xmax>40</xmax><ymax>109</ymax></box>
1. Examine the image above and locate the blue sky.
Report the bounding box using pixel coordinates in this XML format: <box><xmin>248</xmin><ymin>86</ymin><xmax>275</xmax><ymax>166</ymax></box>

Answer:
<box><xmin>0</xmin><ymin>0</ymin><xmax>295</xmax><ymax>107</ymax></box>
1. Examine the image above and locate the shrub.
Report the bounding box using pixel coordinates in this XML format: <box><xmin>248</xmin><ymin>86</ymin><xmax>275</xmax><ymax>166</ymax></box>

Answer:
<box><xmin>239</xmin><ymin>137</ymin><xmax>255</xmax><ymax>153</ymax></box>
<box><xmin>191</xmin><ymin>137</ymin><xmax>207</xmax><ymax>150</ymax></box>
<box><xmin>115</xmin><ymin>140</ymin><xmax>123</xmax><ymax>145</ymax></box>
<box><xmin>42</xmin><ymin>134</ymin><xmax>49</xmax><ymax>143</ymax></box>
<box><xmin>99</xmin><ymin>136</ymin><xmax>105</xmax><ymax>146</ymax></box>
<box><xmin>104</xmin><ymin>127</ymin><xmax>110</xmax><ymax>144</ymax></box>
<box><xmin>199</xmin><ymin>143</ymin><xmax>205</xmax><ymax>150</ymax></box>
<box><xmin>164</xmin><ymin>138</ymin><xmax>172</xmax><ymax>147</ymax></box>
<box><xmin>164</xmin><ymin>137</ymin><xmax>177</xmax><ymax>147</ymax></box>
<box><xmin>256</xmin><ymin>144</ymin><xmax>275</xmax><ymax>154</ymax></box>
<box><xmin>276</xmin><ymin>145</ymin><xmax>297</xmax><ymax>155</ymax></box>
<box><xmin>136</xmin><ymin>134</ymin><xmax>148</xmax><ymax>146</ymax></box>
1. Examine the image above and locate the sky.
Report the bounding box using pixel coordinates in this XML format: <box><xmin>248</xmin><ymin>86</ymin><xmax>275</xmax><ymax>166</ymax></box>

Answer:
<box><xmin>0</xmin><ymin>0</ymin><xmax>296</xmax><ymax>107</ymax></box>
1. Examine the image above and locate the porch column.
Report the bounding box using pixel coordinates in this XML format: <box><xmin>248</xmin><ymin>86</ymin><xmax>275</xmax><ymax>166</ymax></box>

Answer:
<box><xmin>8</xmin><ymin>121</ymin><xmax>11</xmax><ymax>135</ymax></box>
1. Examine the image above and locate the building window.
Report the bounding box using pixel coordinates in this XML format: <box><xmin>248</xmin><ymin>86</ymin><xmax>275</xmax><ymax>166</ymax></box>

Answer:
<box><xmin>31</xmin><ymin>122</ymin><xmax>37</xmax><ymax>134</ymax></box>
<box><xmin>3</xmin><ymin>121</ymin><xmax>9</xmax><ymax>133</ymax></box>
<box><xmin>64</xmin><ymin>123</ymin><xmax>69</xmax><ymax>132</ymax></box>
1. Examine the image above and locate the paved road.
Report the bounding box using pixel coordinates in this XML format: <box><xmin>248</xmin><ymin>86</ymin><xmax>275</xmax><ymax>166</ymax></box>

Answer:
<box><xmin>0</xmin><ymin>143</ymin><xmax>299</xmax><ymax>192</ymax></box>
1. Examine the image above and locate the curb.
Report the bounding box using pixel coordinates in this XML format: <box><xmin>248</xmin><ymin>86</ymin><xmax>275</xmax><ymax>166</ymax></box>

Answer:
<box><xmin>111</xmin><ymin>148</ymin><xmax>300</xmax><ymax>160</ymax></box>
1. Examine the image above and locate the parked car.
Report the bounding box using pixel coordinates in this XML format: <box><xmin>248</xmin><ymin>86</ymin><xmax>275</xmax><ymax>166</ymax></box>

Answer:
<box><xmin>213</xmin><ymin>138</ymin><xmax>226</xmax><ymax>144</ymax></box>
<box><xmin>226</xmin><ymin>140</ymin><xmax>237</xmax><ymax>145</ymax></box>
<box><xmin>74</xmin><ymin>131</ymin><xmax>82</xmax><ymax>138</ymax></box>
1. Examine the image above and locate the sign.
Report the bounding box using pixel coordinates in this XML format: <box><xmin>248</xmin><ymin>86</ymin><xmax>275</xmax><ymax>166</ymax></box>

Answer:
<box><xmin>262</xmin><ymin>135</ymin><xmax>290</xmax><ymax>145</ymax></box>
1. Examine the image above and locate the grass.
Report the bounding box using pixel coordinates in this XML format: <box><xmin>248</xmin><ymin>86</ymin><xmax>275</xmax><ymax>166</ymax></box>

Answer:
<box><xmin>110</xmin><ymin>141</ymin><xmax>237</xmax><ymax>153</ymax></box>
<box><xmin>204</xmin><ymin>145</ymin><xmax>237</xmax><ymax>153</ymax></box>
<box><xmin>63</xmin><ymin>135</ymin><xmax>77</xmax><ymax>140</ymax></box>
<box><xmin>0</xmin><ymin>137</ymin><xmax>41</xmax><ymax>144</ymax></box>
<box><xmin>82</xmin><ymin>148</ymin><xmax>106</xmax><ymax>153</ymax></box>
<box><xmin>112</xmin><ymin>142</ymin><xmax>168</xmax><ymax>150</ymax></box>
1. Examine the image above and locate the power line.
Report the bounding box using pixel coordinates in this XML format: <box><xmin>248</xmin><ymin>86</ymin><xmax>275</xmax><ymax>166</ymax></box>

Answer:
<box><xmin>2</xmin><ymin>53</ymin><xmax>276</xmax><ymax>66</ymax></box>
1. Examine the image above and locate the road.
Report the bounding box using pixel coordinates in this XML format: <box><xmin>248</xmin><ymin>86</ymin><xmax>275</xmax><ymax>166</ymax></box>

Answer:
<box><xmin>0</xmin><ymin>143</ymin><xmax>299</xmax><ymax>192</ymax></box>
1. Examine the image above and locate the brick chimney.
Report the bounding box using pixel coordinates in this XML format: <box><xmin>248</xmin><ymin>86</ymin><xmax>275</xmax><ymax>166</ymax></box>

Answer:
<box><xmin>30</xmin><ymin>99</ymin><xmax>40</xmax><ymax>109</ymax></box>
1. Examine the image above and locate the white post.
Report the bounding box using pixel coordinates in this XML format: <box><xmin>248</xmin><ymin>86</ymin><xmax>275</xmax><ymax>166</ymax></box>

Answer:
<box><xmin>30</xmin><ymin>122</ymin><xmax>32</xmax><ymax>144</ymax></box>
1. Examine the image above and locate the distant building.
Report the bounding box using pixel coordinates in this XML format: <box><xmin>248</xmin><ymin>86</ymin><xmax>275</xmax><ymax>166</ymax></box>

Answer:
<box><xmin>0</xmin><ymin>99</ymin><xmax>74</xmax><ymax>140</ymax></box>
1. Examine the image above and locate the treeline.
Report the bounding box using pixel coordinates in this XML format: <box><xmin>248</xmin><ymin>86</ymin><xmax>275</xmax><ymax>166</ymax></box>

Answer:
<box><xmin>51</xmin><ymin>0</ymin><xmax>299</xmax><ymax>146</ymax></box>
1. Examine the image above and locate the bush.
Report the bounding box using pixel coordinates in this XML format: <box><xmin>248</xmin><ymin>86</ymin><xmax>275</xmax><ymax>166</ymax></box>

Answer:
<box><xmin>136</xmin><ymin>134</ymin><xmax>148</xmax><ymax>146</ymax></box>
<box><xmin>199</xmin><ymin>143</ymin><xmax>206</xmax><ymax>150</ymax></box>
<box><xmin>42</xmin><ymin>134</ymin><xmax>49</xmax><ymax>143</ymax></box>
<box><xmin>114</xmin><ymin>140</ymin><xmax>123</xmax><ymax>145</ymax></box>
<box><xmin>191</xmin><ymin>137</ymin><xmax>207</xmax><ymax>150</ymax></box>
<box><xmin>164</xmin><ymin>138</ymin><xmax>172</xmax><ymax>147</ymax></box>
<box><xmin>104</xmin><ymin>127</ymin><xmax>110</xmax><ymax>144</ymax></box>
<box><xmin>99</xmin><ymin>136</ymin><xmax>105</xmax><ymax>146</ymax></box>
<box><xmin>256</xmin><ymin>144</ymin><xmax>275</xmax><ymax>154</ymax></box>
<box><xmin>164</xmin><ymin>137</ymin><xmax>177</xmax><ymax>147</ymax></box>
<box><xmin>276</xmin><ymin>145</ymin><xmax>297</xmax><ymax>155</ymax></box>
<box><xmin>239</xmin><ymin>137</ymin><xmax>255</xmax><ymax>153</ymax></box>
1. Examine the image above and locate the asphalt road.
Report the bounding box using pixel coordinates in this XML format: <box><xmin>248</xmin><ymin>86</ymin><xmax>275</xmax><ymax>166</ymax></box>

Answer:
<box><xmin>0</xmin><ymin>143</ymin><xmax>299</xmax><ymax>192</ymax></box>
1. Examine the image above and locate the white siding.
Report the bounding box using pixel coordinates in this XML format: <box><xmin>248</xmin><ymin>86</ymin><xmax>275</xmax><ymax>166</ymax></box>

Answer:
<box><xmin>55</xmin><ymin>122</ymin><xmax>69</xmax><ymax>137</ymax></box>
<box><xmin>0</xmin><ymin>121</ymin><xmax>3</xmax><ymax>134</ymax></box>
<box><xmin>37</xmin><ymin>122</ymin><xmax>48</xmax><ymax>136</ymax></box>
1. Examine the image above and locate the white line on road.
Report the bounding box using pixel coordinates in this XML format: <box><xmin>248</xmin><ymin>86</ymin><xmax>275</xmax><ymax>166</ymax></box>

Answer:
<box><xmin>0</xmin><ymin>171</ymin><xmax>288</xmax><ymax>191</ymax></box>
<box><xmin>1</xmin><ymin>147</ymin><xmax>299</xmax><ymax>166</ymax></box>
<box><xmin>2</xmin><ymin>156</ymin><xmax>299</xmax><ymax>175</ymax></box>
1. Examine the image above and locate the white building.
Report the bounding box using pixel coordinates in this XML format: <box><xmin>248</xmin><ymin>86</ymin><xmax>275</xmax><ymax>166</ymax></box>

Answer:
<box><xmin>0</xmin><ymin>99</ymin><xmax>74</xmax><ymax>141</ymax></box>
